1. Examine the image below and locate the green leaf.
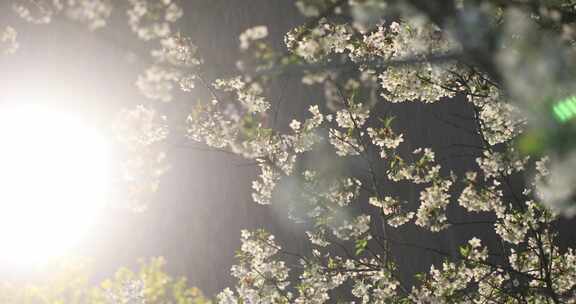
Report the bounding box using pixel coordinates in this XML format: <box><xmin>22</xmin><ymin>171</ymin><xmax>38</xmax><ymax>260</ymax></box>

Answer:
<box><xmin>414</xmin><ymin>272</ymin><xmax>426</xmax><ymax>282</ymax></box>
<box><xmin>355</xmin><ymin>238</ymin><xmax>368</xmax><ymax>255</ymax></box>
<box><xmin>459</xmin><ymin>245</ymin><xmax>470</xmax><ymax>257</ymax></box>
<box><xmin>350</xmin><ymin>88</ymin><xmax>359</xmax><ymax>104</ymax></box>
<box><xmin>381</xmin><ymin>115</ymin><xmax>396</xmax><ymax>128</ymax></box>
<box><xmin>327</xmin><ymin>257</ymin><xmax>336</xmax><ymax>269</ymax></box>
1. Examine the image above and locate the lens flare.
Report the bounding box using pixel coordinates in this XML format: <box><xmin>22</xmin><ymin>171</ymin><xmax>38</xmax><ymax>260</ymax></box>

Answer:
<box><xmin>0</xmin><ymin>104</ymin><xmax>111</xmax><ymax>265</ymax></box>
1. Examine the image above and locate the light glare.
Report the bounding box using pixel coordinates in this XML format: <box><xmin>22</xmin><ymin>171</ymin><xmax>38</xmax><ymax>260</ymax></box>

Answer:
<box><xmin>0</xmin><ymin>105</ymin><xmax>110</xmax><ymax>266</ymax></box>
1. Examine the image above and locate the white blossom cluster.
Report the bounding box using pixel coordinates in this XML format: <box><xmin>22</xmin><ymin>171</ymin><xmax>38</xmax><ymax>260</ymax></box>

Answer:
<box><xmin>535</xmin><ymin>153</ymin><xmax>576</xmax><ymax>216</ymax></box>
<box><xmin>294</xmin><ymin>0</ymin><xmax>323</xmax><ymax>17</ymax></box>
<box><xmin>136</xmin><ymin>65</ymin><xmax>181</xmax><ymax>102</ymax></box>
<box><xmin>214</xmin><ymin>77</ymin><xmax>270</xmax><ymax>114</ymax></box>
<box><xmin>285</xmin><ymin>20</ymin><xmax>352</xmax><ymax>62</ymax></box>
<box><xmin>326</xmin><ymin>101</ymin><xmax>372</xmax><ymax>157</ymax></box>
<box><xmin>302</xmin><ymin>170</ymin><xmax>362</xmax><ymax>232</ymax></box>
<box><xmin>411</xmin><ymin>238</ymin><xmax>490</xmax><ymax>302</ymax></box>
<box><xmin>367</xmin><ymin>126</ymin><xmax>403</xmax><ymax>158</ymax></box>
<box><xmin>287</xmin><ymin>117</ymin><xmax>322</xmax><ymax>154</ymax></box>
<box><xmin>152</xmin><ymin>34</ymin><xmax>202</xmax><ymax>67</ymax></box>
<box><xmin>12</xmin><ymin>0</ymin><xmax>113</xmax><ymax>29</ymax></box>
<box><xmin>114</xmin><ymin>105</ymin><xmax>170</xmax><ymax>211</ymax></box>
<box><xmin>305</xmin><ymin>228</ymin><xmax>330</xmax><ymax>247</ymax></box>
<box><xmin>63</xmin><ymin>0</ymin><xmax>112</xmax><ymax>30</ymax></box>
<box><xmin>415</xmin><ymin>178</ymin><xmax>453</xmax><ymax>232</ymax></box>
<box><xmin>294</xmin><ymin>261</ymin><xmax>345</xmax><ymax>303</ymax></box>
<box><xmin>375</xmin><ymin>20</ymin><xmax>461</xmax><ymax>103</ymax></box>
<box><xmin>388</xmin><ymin>148</ymin><xmax>441</xmax><ymax>184</ymax></box>
<box><xmin>248</xmin><ymin>107</ymin><xmax>324</xmax><ymax>204</ymax></box>
<box><xmin>477</xmin><ymin>96</ymin><xmax>525</xmax><ymax>146</ymax></box>
<box><xmin>369</xmin><ymin>196</ymin><xmax>414</xmax><ymax>227</ymax></box>
<box><xmin>12</xmin><ymin>0</ymin><xmax>59</xmax><ymax>24</ymax></box>
<box><xmin>458</xmin><ymin>172</ymin><xmax>504</xmax><ymax>213</ymax></box>
<box><xmin>0</xmin><ymin>26</ymin><xmax>18</xmax><ymax>55</ymax></box>
<box><xmin>188</xmin><ymin>103</ymin><xmax>325</xmax><ymax>205</ymax></box>
<box><xmin>296</xmin><ymin>170</ymin><xmax>375</xmax><ymax>245</ymax></box>
<box><xmin>284</xmin><ymin>17</ymin><xmax>463</xmax><ymax>103</ymax></box>
<box><xmin>334</xmin><ymin>103</ymin><xmax>369</xmax><ymax>129</ymax></box>
<box><xmin>115</xmin><ymin>105</ymin><xmax>169</xmax><ymax>148</ymax></box>
<box><xmin>378</xmin><ymin>63</ymin><xmax>458</xmax><ymax>103</ymax></box>
<box><xmin>476</xmin><ymin>149</ymin><xmax>528</xmax><ymax>179</ymax></box>
<box><xmin>239</xmin><ymin>26</ymin><xmax>268</xmax><ymax>50</ymax></box>
<box><xmin>127</xmin><ymin>0</ymin><xmax>183</xmax><ymax>41</ymax></box>
<box><xmin>350</xmin><ymin>268</ymin><xmax>400</xmax><ymax>303</ymax></box>
<box><xmin>104</xmin><ymin>279</ymin><xmax>147</xmax><ymax>304</ymax></box>
<box><xmin>118</xmin><ymin>150</ymin><xmax>169</xmax><ymax>212</ymax></box>
<box><xmin>328</xmin><ymin>128</ymin><xmax>362</xmax><ymax>156</ymax></box>
<box><xmin>219</xmin><ymin>230</ymin><xmax>291</xmax><ymax>303</ymax></box>
<box><xmin>186</xmin><ymin>100</ymin><xmax>238</xmax><ymax>149</ymax></box>
<box><xmin>333</xmin><ymin>214</ymin><xmax>371</xmax><ymax>241</ymax></box>
<box><xmin>348</xmin><ymin>24</ymin><xmax>395</xmax><ymax>60</ymax></box>
<box><xmin>222</xmin><ymin>226</ymin><xmax>405</xmax><ymax>304</ymax></box>
<box><xmin>251</xmin><ymin>162</ymin><xmax>282</xmax><ymax>205</ymax></box>
<box><xmin>507</xmin><ymin>235</ymin><xmax>576</xmax><ymax>301</ymax></box>
<box><xmin>137</xmin><ymin>33</ymin><xmax>202</xmax><ymax>101</ymax></box>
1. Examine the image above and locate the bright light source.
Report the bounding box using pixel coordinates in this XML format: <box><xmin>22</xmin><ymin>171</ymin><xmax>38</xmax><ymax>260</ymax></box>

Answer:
<box><xmin>0</xmin><ymin>104</ymin><xmax>111</xmax><ymax>266</ymax></box>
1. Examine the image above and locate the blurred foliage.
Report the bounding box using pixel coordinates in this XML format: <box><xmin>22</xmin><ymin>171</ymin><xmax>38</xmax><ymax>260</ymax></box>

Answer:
<box><xmin>0</xmin><ymin>257</ymin><xmax>211</xmax><ymax>304</ymax></box>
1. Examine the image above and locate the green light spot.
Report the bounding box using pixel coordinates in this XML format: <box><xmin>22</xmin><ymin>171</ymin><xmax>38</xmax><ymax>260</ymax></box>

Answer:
<box><xmin>557</xmin><ymin>103</ymin><xmax>572</xmax><ymax>122</ymax></box>
<box><xmin>562</xmin><ymin>102</ymin><xmax>573</xmax><ymax>117</ymax></box>
<box><xmin>550</xmin><ymin>95</ymin><xmax>576</xmax><ymax>123</ymax></box>
<box><xmin>559</xmin><ymin>102</ymin><xmax>572</xmax><ymax>121</ymax></box>
<box><xmin>568</xmin><ymin>98</ymin><xmax>576</xmax><ymax>114</ymax></box>
<box><xmin>553</xmin><ymin>105</ymin><xmax>569</xmax><ymax>122</ymax></box>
